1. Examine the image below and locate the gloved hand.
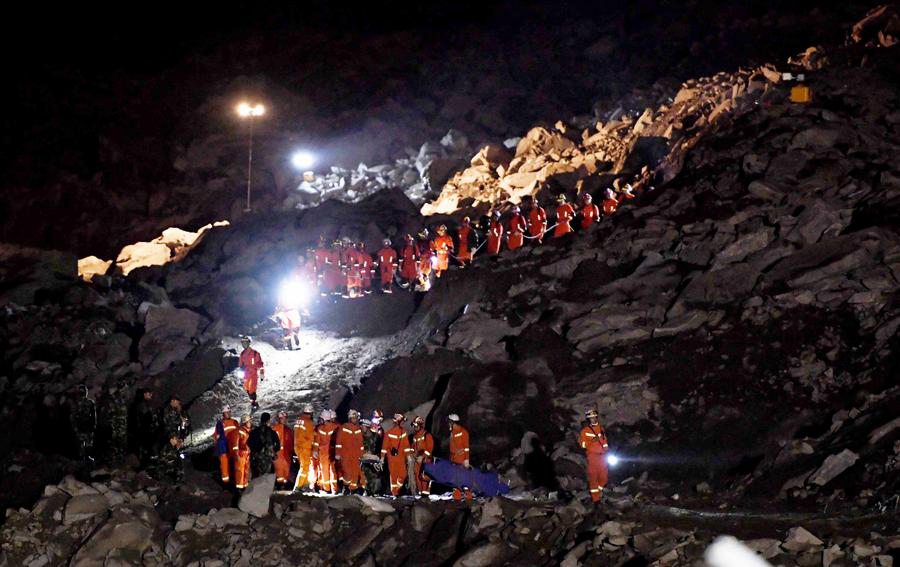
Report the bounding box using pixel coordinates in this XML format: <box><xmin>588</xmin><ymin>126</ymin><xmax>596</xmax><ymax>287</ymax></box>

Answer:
<box><xmin>464</xmin><ymin>460</ymin><xmax>472</xmax><ymax>470</ymax></box>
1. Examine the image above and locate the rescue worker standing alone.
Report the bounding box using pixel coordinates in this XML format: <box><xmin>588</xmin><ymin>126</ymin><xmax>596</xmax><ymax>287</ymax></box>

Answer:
<box><xmin>382</xmin><ymin>413</ymin><xmax>412</xmax><ymax>496</ymax></box>
<box><xmin>448</xmin><ymin>413</ymin><xmax>473</xmax><ymax>501</ymax></box>
<box><xmin>579</xmin><ymin>408</ymin><xmax>609</xmax><ymax>503</ymax></box>
<box><xmin>238</xmin><ymin>336</ymin><xmax>264</xmax><ymax>410</ymax></box>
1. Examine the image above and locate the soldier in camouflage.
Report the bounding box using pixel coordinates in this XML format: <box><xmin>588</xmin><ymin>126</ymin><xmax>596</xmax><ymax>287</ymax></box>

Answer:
<box><xmin>248</xmin><ymin>412</ymin><xmax>281</xmax><ymax>477</ymax></box>
<box><xmin>361</xmin><ymin>416</ymin><xmax>385</xmax><ymax>495</ymax></box>
<box><xmin>100</xmin><ymin>380</ymin><xmax>131</xmax><ymax>464</ymax></box>
<box><xmin>160</xmin><ymin>396</ymin><xmax>189</xmax><ymax>443</ymax></box>
<box><xmin>153</xmin><ymin>434</ymin><xmax>185</xmax><ymax>483</ymax></box>
<box><xmin>132</xmin><ymin>388</ymin><xmax>158</xmax><ymax>466</ymax></box>
<box><xmin>69</xmin><ymin>385</ymin><xmax>96</xmax><ymax>462</ymax></box>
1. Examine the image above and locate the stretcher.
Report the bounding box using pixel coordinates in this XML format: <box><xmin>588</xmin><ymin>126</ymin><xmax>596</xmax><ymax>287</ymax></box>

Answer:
<box><xmin>423</xmin><ymin>459</ymin><xmax>510</xmax><ymax>497</ymax></box>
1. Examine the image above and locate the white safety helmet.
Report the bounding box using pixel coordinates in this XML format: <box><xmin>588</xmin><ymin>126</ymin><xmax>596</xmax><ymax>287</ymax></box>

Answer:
<box><xmin>302</xmin><ymin>403</ymin><xmax>314</xmax><ymax>414</ymax></box>
<box><xmin>585</xmin><ymin>408</ymin><xmax>599</xmax><ymax>419</ymax></box>
<box><xmin>605</xmin><ymin>188</ymin><xmax>615</xmax><ymax>199</ymax></box>
<box><xmin>393</xmin><ymin>413</ymin><xmax>405</xmax><ymax>423</ymax></box>
<box><xmin>382</xmin><ymin>238</ymin><xmax>391</xmax><ymax>246</ymax></box>
<box><xmin>348</xmin><ymin>409</ymin><xmax>360</xmax><ymax>419</ymax></box>
<box><xmin>448</xmin><ymin>413</ymin><xmax>460</xmax><ymax>423</ymax></box>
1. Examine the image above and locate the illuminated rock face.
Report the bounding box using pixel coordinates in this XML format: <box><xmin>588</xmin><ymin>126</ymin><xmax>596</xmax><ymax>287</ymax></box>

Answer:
<box><xmin>79</xmin><ymin>221</ymin><xmax>229</xmax><ymax>278</ymax></box>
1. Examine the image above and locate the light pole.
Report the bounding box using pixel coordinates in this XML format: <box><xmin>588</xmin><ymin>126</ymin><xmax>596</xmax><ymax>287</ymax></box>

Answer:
<box><xmin>236</xmin><ymin>101</ymin><xmax>266</xmax><ymax>212</ymax></box>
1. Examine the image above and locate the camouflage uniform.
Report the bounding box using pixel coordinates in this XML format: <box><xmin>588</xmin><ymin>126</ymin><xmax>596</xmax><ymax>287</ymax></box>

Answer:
<box><xmin>133</xmin><ymin>397</ymin><xmax>158</xmax><ymax>465</ymax></box>
<box><xmin>70</xmin><ymin>393</ymin><xmax>96</xmax><ymax>461</ymax></box>
<box><xmin>362</xmin><ymin>427</ymin><xmax>384</xmax><ymax>495</ymax></box>
<box><xmin>153</xmin><ymin>441</ymin><xmax>184</xmax><ymax>483</ymax></box>
<box><xmin>101</xmin><ymin>385</ymin><xmax>131</xmax><ymax>463</ymax></box>
<box><xmin>248</xmin><ymin>425</ymin><xmax>280</xmax><ymax>476</ymax></box>
<box><xmin>160</xmin><ymin>405</ymin><xmax>189</xmax><ymax>442</ymax></box>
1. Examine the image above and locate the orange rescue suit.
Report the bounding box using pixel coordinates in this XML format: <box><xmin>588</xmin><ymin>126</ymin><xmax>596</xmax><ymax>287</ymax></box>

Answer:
<box><xmin>234</xmin><ymin>425</ymin><xmax>251</xmax><ymax>489</ymax></box>
<box><xmin>432</xmin><ymin>235</ymin><xmax>454</xmax><ymax>274</ymax></box>
<box><xmin>214</xmin><ymin>417</ymin><xmax>240</xmax><ymax>483</ymax></box>
<box><xmin>507</xmin><ymin>213</ymin><xmax>528</xmax><ymax>250</ymax></box>
<box><xmin>293</xmin><ymin>415</ymin><xmax>315</xmax><ymax>490</ymax></box>
<box><xmin>382</xmin><ymin>425</ymin><xmax>412</xmax><ymax>496</ymax></box>
<box><xmin>602</xmin><ymin>197</ymin><xmax>619</xmax><ymax>216</ymax></box>
<box><xmin>579</xmin><ymin>423</ymin><xmax>609</xmax><ymax>502</ymax></box>
<box><xmin>554</xmin><ymin>203</ymin><xmax>575</xmax><ymax>237</ymax></box>
<box><xmin>335</xmin><ymin>422</ymin><xmax>365</xmax><ymax>490</ymax></box>
<box><xmin>377</xmin><ymin>247</ymin><xmax>397</xmax><ymax>286</ymax></box>
<box><xmin>457</xmin><ymin>225</ymin><xmax>474</xmax><ymax>262</ymax></box>
<box><xmin>313</xmin><ymin>421</ymin><xmax>339</xmax><ymax>493</ymax></box>
<box><xmin>399</xmin><ymin>244</ymin><xmax>419</xmax><ymax>281</ymax></box>
<box><xmin>239</xmin><ymin>348</ymin><xmax>264</xmax><ymax>395</ymax></box>
<box><xmin>580</xmin><ymin>203</ymin><xmax>601</xmax><ymax>230</ymax></box>
<box><xmin>271</xmin><ymin>421</ymin><xmax>294</xmax><ymax>484</ymax></box>
<box><xmin>449</xmin><ymin>424</ymin><xmax>472</xmax><ymax>501</ymax></box>
<box><xmin>528</xmin><ymin>206</ymin><xmax>547</xmax><ymax>242</ymax></box>
<box><xmin>358</xmin><ymin>250</ymin><xmax>374</xmax><ymax>291</ymax></box>
<box><xmin>487</xmin><ymin>219</ymin><xmax>504</xmax><ymax>255</ymax></box>
<box><xmin>411</xmin><ymin>430</ymin><xmax>435</xmax><ymax>495</ymax></box>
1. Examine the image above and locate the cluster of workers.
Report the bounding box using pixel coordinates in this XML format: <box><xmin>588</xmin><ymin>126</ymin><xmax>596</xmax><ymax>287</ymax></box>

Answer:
<box><xmin>213</xmin><ymin>406</ymin><xmax>478</xmax><ymax>500</ymax></box>
<box><xmin>292</xmin><ymin>188</ymin><xmax>633</xmax><ymax>300</ymax></box>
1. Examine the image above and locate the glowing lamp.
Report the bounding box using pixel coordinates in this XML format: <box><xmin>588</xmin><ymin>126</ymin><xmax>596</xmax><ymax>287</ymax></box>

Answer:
<box><xmin>291</xmin><ymin>150</ymin><xmax>316</xmax><ymax>170</ymax></box>
<box><xmin>236</xmin><ymin>368</ymin><xmax>245</xmax><ymax>380</ymax></box>
<box><xmin>278</xmin><ymin>277</ymin><xmax>313</xmax><ymax>309</ymax></box>
<box><xmin>237</xmin><ymin>102</ymin><xmax>265</xmax><ymax>117</ymax></box>
<box><xmin>606</xmin><ymin>454</ymin><xmax>620</xmax><ymax>467</ymax></box>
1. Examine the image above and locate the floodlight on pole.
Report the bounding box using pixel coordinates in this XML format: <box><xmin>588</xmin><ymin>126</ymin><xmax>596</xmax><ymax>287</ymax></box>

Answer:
<box><xmin>236</xmin><ymin>101</ymin><xmax>266</xmax><ymax>211</ymax></box>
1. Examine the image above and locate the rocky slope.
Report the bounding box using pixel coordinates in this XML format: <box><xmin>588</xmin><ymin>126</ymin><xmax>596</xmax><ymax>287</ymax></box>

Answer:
<box><xmin>1</xmin><ymin>4</ymin><xmax>899</xmax><ymax>566</ymax></box>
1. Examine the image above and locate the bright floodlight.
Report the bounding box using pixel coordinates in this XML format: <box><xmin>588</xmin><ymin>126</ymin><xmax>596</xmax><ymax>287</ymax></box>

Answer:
<box><xmin>279</xmin><ymin>277</ymin><xmax>313</xmax><ymax>309</ymax></box>
<box><xmin>291</xmin><ymin>150</ymin><xmax>316</xmax><ymax>170</ymax></box>
<box><xmin>237</xmin><ymin>102</ymin><xmax>265</xmax><ymax>118</ymax></box>
<box><xmin>705</xmin><ymin>536</ymin><xmax>772</xmax><ymax>567</ymax></box>
<box><xmin>607</xmin><ymin>454</ymin><xmax>620</xmax><ymax>467</ymax></box>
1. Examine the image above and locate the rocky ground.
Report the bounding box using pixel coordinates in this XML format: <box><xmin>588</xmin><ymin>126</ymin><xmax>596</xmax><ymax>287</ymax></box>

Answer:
<box><xmin>1</xmin><ymin>4</ymin><xmax>900</xmax><ymax>566</ymax></box>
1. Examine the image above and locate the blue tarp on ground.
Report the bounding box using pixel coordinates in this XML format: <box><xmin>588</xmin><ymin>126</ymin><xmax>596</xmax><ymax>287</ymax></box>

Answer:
<box><xmin>424</xmin><ymin>459</ymin><xmax>510</xmax><ymax>497</ymax></box>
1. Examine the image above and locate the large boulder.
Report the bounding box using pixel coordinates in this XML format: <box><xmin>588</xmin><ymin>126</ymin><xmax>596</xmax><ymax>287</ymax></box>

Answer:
<box><xmin>238</xmin><ymin>474</ymin><xmax>275</xmax><ymax>517</ymax></box>
<box><xmin>138</xmin><ymin>305</ymin><xmax>206</xmax><ymax>375</ymax></box>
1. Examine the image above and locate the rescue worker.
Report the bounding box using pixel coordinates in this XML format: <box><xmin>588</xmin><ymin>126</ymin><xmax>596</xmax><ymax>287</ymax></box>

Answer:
<box><xmin>456</xmin><ymin>217</ymin><xmax>478</xmax><ymax>267</ymax></box>
<box><xmin>523</xmin><ymin>195</ymin><xmax>547</xmax><ymax>244</ymax></box>
<box><xmin>382</xmin><ymin>413</ymin><xmax>412</xmax><ymax>496</ymax></box>
<box><xmin>601</xmin><ymin>188</ymin><xmax>619</xmax><ymax>216</ymax></box>
<box><xmin>579</xmin><ymin>192</ymin><xmax>601</xmax><ymax>231</ymax></box>
<box><xmin>160</xmin><ymin>396</ymin><xmax>189</xmax><ymax>443</ymax></box>
<box><xmin>486</xmin><ymin>210</ymin><xmax>504</xmax><ymax>256</ymax></box>
<box><xmin>621</xmin><ymin>183</ymin><xmax>636</xmax><ymax>201</ymax></box>
<box><xmin>312</xmin><ymin>409</ymin><xmax>340</xmax><ymax>494</ymax></box>
<box><xmin>361</xmin><ymin>416</ymin><xmax>384</xmax><ymax>495</ymax></box>
<box><xmin>554</xmin><ymin>194</ymin><xmax>575</xmax><ymax>237</ymax></box>
<box><xmin>313</xmin><ymin>235</ymin><xmax>330</xmax><ymax>295</ymax></box>
<box><xmin>248</xmin><ymin>412</ymin><xmax>281</xmax><ymax>477</ymax></box>
<box><xmin>415</xmin><ymin>229</ymin><xmax>434</xmax><ymax>291</ymax></box>
<box><xmin>410</xmin><ymin>416</ymin><xmax>434</xmax><ymax>496</ymax></box>
<box><xmin>235</xmin><ymin>414</ymin><xmax>252</xmax><ymax>489</ymax></box>
<box><xmin>100</xmin><ymin>380</ymin><xmax>130</xmax><ymax>464</ymax></box>
<box><xmin>324</xmin><ymin>239</ymin><xmax>344</xmax><ymax>296</ymax></box>
<box><xmin>292</xmin><ymin>403</ymin><xmax>316</xmax><ymax>492</ymax></box>
<box><xmin>132</xmin><ymin>388</ymin><xmax>157</xmax><ymax>466</ymax></box>
<box><xmin>271</xmin><ymin>410</ymin><xmax>294</xmax><ymax>489</ymax></box>
<box><xmin>238</xmin><ymin>336</ymin><xmax>264</xmax><ymax>410</ymax></box>
<box><xmin>69</xmin><ymin>384</ymin><xmax>96</xmax><ymax>462</ymax></box>
<box><xmin>335</xmin><ymin>409</ymin><xmax>365</xmax><ymax>492</ymax></box>
<box><xmin>376</xmin><ymin>238</ymin><xmax>398</xmax><ymax>293</ymax></box>
<box><xmin>275</xmin><ymin>305</ymin><xmax>301</xmax><ymax>350</ymax></box>
<box><xmin>212</xmin><ymin>405</ymin><xmax>240</xmax><ymax>485</ymax></box>
<box><xmin>431</xmin><ymin>225</ymin><xmax>454</xmax><ymax>278</ymax></box>
<box><xmin>448</xmin><ymin>413</ymin><xmax>473</xmax><ymax>501</ymax></box>
<box><xmin>579</xmin><ymin>408</ymin><xmax>609</xmax><ymax>503</ymax></box>
<box><xmin>153</xmin><ymin>434</ymin><xmax>184</xmax><ymax>484</ymax></box>
<box><xmin>342</xmin><ymin>237</ymin><xmax>362</xmax><ymax>298</ymax></box>
<box><xmin>507</xmin><ymin>205</ymin><xmax>528</xmax><ymax>251</ymax></box>
<box><xmin>357</xmin><ymin>241</ymin><xmax>375</xmax><ymax>294</ymax></box>
<box><xmin>399</xmin><ymin>234</ymin><xmax>419</xmax><ymax>289</ymax></box>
